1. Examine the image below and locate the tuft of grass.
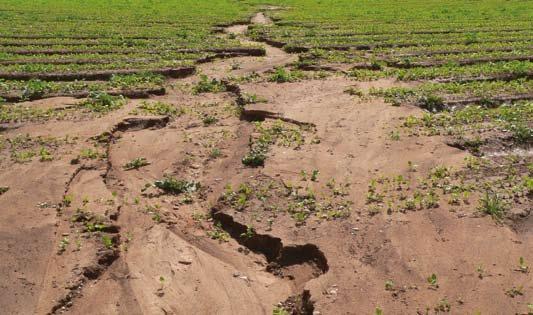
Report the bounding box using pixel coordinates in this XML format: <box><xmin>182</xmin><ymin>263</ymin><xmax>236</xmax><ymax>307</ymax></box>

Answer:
<box><xmin>209</xmin><ymin>148</ymin><xmax>222</xmax><ymax>159</ymax></box>
<box><xmin>479</xmin><ymin>191</ymin><xmax>506</xmax><ymax>220</ymax></box>
<box><xmin>202</xmin><ymin>115</ymin><xmax>218</xmax><ymax>126</ymax></box>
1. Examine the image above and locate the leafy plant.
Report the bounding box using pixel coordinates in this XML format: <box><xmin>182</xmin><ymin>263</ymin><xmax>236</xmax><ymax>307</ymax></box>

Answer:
<box><xmin>242</xmin><ymin>148</ymin><xmax>267</xmax><ymax>167</ymax></box>
<box><xmin>273</xmin><ymin>307</ymin><xmax>290</xmax><ymax>315</ymax></box>
<box><xmin>240</xmin><ymin>225</ymin><xmax>255</xmax><ymax>239</ymax></box>
<box><xmin>39</xmin><ymin>147</ymin><xmax>53</xmax><ymax>161</ymax></box>
<box><xmin>427</xmin><ymin>273</ymin><xmax>438</xmax><ymax>287</ymax></box>
<box><xmin>58</xmin><ymin>237</ymin><xmax>69</xmax><ymax>254</ymax></box>
<box><xmin>207</xmin><ymin>222</ymin><xmax>230</xmax><ymax>242</ymax></box>
<box><xmin>80</xmin><ymin>148</ymin><xmax>100</xmax><ymax>159</ymax></box>
<box><xmin>101</xmin><ymin>235</ymin><xmax>114</xmax><ymax>249</ymax></box>
<box><xmin>21</xmin><ymin>79</ymin><xmax>51</xmax><ymax>100</ymax></box>
<box><xmin>268</xmin><ymin>67</ymin><xmax>303</xmax><ymax>83</ymax></box>
<box><xmin>154</xmin><ymin>176</ymin><xmax>200</xmax><ymax>194</ymax></box>
<box><xmin>81</xmin><ymin>92</ymin><xmax>126</xmax><ymax>113</ymax></box>
<box><xmin>192</xmin><ymin>75</ymin><xmax>226</xmax><ymax>94</ymax></box>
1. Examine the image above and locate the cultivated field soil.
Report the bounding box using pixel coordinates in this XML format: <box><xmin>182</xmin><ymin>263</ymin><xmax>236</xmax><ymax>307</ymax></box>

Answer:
<box><xmin>0</xmin><ymin>1</ymin><xmax>532</xmax><ymax>314</ymax></box>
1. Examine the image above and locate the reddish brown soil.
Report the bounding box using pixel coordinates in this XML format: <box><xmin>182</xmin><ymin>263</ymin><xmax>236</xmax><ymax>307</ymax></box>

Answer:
<box><xmin>0</xmin><ymin>13</ymin><xmax>531</xmax><ymax>315</ymax></box>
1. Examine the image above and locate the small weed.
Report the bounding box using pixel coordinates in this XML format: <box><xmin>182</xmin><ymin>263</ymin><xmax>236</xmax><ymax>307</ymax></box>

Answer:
<box><xmin>242</xmin><ymin>149</ymin><xmax>267</xmax><ymax>167</ymax></box>
<box><xmin>21</xmin><ymin>79</ymin><xmax>51</xmax><ymax>100</ymax></box>
<box><xmin>152</xmin><ymin>212</ymin><xmax>161</xmax><ymax>223</ymax></box>
<box><xmin>57</xmin><ymin>237</ymin><xmax>69</xmax><ymax>254</ymax></box>
<box><xmin>479</xmin><ymin>191</ymin><xmax>506</xmax><ymax>220</ymax></box>
<box><xmin>506</xmin><ymin>286</ymin><xmax>524</xmax><ymax>298</ymax></box>
<box><xmin>385</xmin><ymin>279</ymin><xmax>395</xmax><ymax>291</ymax></box>
<box><xmin>81</xmin><ymin>92</ymin><xmax>126</xmax><ymax>113</ymax></box>
<box><xmin>79</xmin><ymin>148</ymin><xmax>99</xmax><ymax>159</ymax></box>
<box><xmin>154</xmin><ymin>176</ymin><xmax>200</xmax><ymax>194</ymax></box>
<box><xmin>434</xmin><ymin>298</ymin><xmax>451</xmax><ymax>312</ymax></box>
<box><xmin>518</xmin><ymin>257</ymin><xmax>529</xmax><ymax>273</ymax></box>
<box><xmin>476</xmin><ymin>265</ymin><xmax>485</xmax><ymax>279</ymax></box>
<box><xmin>193</xmin><ymin>75</ymin><xmax>226</xmax><ymax>94</ymax></box>
<box><xmin>63</xmin><ymin>194</ymin><xmax>73</xmax><ymax>207</ymax></box>
<box><xmin>207</xmin><ymin>222</ymin><xmax>230</xmax><ymax>242</ymax></box>
<box><xmin>101</xmin><ymin>235</ymin><xmax>114</xmax><ymax>249</ymax></box>
<box><xmin>39</xmin><ymin>147</ymin><xmax>53</xmax><ymax>161</ymax></box>
<box><xmin>344</xmin><ymin>86</ymin><xmax>364</xmax><ymax>97</ymax></box>
<box><xmin>268</xmin><ymin>67</ymin><xmax>303</xmax><ymax>83</ymax></box>
<box><xmin>273</xmin><ymin>307</ymin><xmax>290</xmax><ymax>315</ymax></box>
<box><xmin>12</xmin><ymin>150</ymin><xmax>35</xmax><ymax>163</ymax></box>
<box><xmin>427</xmin><ymin>273</ymin><xmax>438</xmax><ymax>288</ymax></box>
<box><xmin>389</xmin><ymin>130</ymin><xmax>400</xmax><ymax>141</ymax></box>
<box><xmin>418</xmin><ymin>94</ymin><xmax>444</xmax><ymax>112</ymax></box>
<box><xmin>209</xmin><ymin>148</ymin><xmax>222</xmax><ymax>159</ymax></box>
<box><xmin>240</xmin><ymin>93</ymin><xmax>266</xmax><ymax>104</ymax></box>
<box><xmin>240</xmin><ymin>225</ymin><xmax>255</xmax><ymax>239</ymax></box>
<box><xmin>311</xmin><ymin>169</ymin><xmax>319</xmax><ymax>182</ymax></box>
<box><xmin>0</xmin><ymin>186</ymin><xmax>9</xmax><ymax>195</ymax></box>
<box><xmin>202</xmin><ymin>115</ymin><xmax>218</xmax><ymax>126</ymax></box>
<box><xmin>123</xmin><ymin>157</ymin><xmax>150</xmax><ymax>170</ymax></box>
<box><xmin>135</xmin><ymin>101</ymin><xmax>182</xmax><ymax>116</ymax></box>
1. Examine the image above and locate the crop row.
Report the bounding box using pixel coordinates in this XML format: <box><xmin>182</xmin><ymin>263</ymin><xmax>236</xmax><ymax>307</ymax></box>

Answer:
<box><xmin>0</xmin><ymin>73</ymin><xmax>166</xmax><ymax>101</ymax></box>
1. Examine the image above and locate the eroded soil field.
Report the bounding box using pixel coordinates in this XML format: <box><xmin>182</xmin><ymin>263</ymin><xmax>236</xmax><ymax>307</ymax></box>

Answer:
<box><xmin>1</xmin><ymin>7</ymin><xmax>532</xmax><ymax>315</ymax></box>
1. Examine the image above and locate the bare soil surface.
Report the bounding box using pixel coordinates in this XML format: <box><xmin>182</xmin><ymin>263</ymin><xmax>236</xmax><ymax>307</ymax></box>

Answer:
<box><xmin>1</xmin><ymin>13</ymin><xmax>531</xmax><ymax>315</ymax></box>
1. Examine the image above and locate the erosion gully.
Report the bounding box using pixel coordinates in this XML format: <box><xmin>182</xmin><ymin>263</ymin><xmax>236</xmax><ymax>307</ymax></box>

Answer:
<box><xmin>3</xmin><ymin>10</ymin><xmax>531</xmax><ymax>315</ymax></box>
